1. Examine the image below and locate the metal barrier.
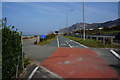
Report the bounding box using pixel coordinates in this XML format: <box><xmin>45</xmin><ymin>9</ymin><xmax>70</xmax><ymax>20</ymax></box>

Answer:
<box><xmin>68</xmin><ymin>34</ymin><xmax>116</xmax><ymax>44</ymax></box>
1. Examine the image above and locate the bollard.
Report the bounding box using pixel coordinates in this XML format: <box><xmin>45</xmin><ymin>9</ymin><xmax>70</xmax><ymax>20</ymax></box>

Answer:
<box><xmin>103</xmin><ymin>37</ymin><xmax>105</xmax><ymax>44</ymax></box>
<box><xmin>36</xmin><ymin>35</ymin><xmax>40</xmax><ymax>44</ymax></box>
<box><xmin>81</xmin><ymin>35</ymin><xmax>82</xmax><ymax>38</ymax></box>
<box><xmin>96</xmin><ymin>37</ymin><xmax>98</xmax><ymax>41</ymax></box>
<box><xmin>111</xmin><ymin>37</ymin><xmax>113</xmax><ymax>44</ymax></box>
<box><xmin>90</xmin><ymin>36</ymin><xmax>92</xmax><ymax>39</ymax></box>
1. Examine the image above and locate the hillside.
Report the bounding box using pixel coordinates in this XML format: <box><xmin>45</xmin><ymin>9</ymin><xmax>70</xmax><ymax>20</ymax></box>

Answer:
<box><xmin>59</xmin><ymin>18</ymin><xmax>120</xmax><ymax>34</ymax></box>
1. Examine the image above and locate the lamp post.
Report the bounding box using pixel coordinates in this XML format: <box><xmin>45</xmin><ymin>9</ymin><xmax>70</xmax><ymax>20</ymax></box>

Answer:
<box><xmin>83</xmin><ymin>0</ymin><xmax>85</xmax><ymax>41</ymax></box>
<box><xmin>66</xmin><ymin>9</ymin><xmax>74</xmax><ymax>28</ymax></box>
<box><xmin>66</xmin><ymin>11</ymin><xmax>68</xmax><ymax>28</ymax></box>
<box><xmin>66</xmin><ymin>9</ymin><xmax>73</xmax><ymax>35</ymax></box>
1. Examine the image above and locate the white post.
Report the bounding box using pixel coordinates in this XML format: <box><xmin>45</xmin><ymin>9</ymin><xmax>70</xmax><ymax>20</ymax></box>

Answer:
<box><xmin>83</xmin><ymin>0</ymin><xmax>85</xmax><ymax>41</ymax></box>
<box><xmin>66</xmin><ymin>11</ymin><xmax>68</xmax><ymax>28</ymax></box>
<box><xmin>86</xmin><ymin>35</ymin><xmax>88</xmax><ymax>39</ymax></box>
<box><xmin>90</xmin><ymin>36</ymin><xmax>92</xmax><ymax>39</ymax></box>
<box><xmin>37</xmin><ymin>35</ymin><xmax>40</xmax><ymax>44</ymax></box>
<box><xmin>96</xmin><ymin>37</ymin><xmax>98</xmax><ymax>41</ymax></box>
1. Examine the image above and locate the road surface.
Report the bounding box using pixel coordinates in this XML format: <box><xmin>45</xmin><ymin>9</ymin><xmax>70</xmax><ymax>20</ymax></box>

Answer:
<box><xmin>23</xmin><ymin>35</ymin><xmax>120</xmax><ymax>79</ymax></box>
<box><xmin>23</xmin><ymin>38</ymin><xmax>57</xmax><ymax>63</ymax></box>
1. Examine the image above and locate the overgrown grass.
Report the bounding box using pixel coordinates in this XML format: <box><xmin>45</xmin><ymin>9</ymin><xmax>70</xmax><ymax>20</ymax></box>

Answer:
<box><xmin>23</xmin><ymin>39</ymin><xmax>29</xmax><ymax>42</ymax></box>
<box><xmin>37</xmin><ymin>36</ymin><xmax>56</xmax><ymax>45</ymax></box>
<box><xmin>36</xmin><ymin>33</ymin><xmax>56</xmax><ymax>45</ymax></box>
<box><xmin>24</xmin><ymin>57</ymin><xmax>30</xmax><ymax>68</ymax></box>
<box><xmin>103</xmin><ymin>30</ymin><xmax>120</xmax><ymax>34</ymax></box>
<box><xmin>65</xmin><ymin>36</ymin><xmax>120</xmax><ymax>48</ymax></box>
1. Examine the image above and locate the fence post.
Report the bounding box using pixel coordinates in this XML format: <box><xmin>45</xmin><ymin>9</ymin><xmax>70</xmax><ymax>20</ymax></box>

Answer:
<box><xmin>16</xmin><ymin>54</ymin><xmax>20</xmax><ymax>78</ymax></box>
<box><xmin>21</xmin><ymin>36</ymin><xmax>24</xmax><ymax>70</ymax></box>
<box><xmin>16</xmin><ymin>59</ymin><xmax>19</xmax><ymax>78</ymax></box>
<box><xmin>16</xmin><ymin>36</ymin><xmax>23</xmax><ymax>78</ymax></box>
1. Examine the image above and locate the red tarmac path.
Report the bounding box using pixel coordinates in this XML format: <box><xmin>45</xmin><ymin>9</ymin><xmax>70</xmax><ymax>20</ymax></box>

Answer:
<box><xmin>41</xmin><ymin>47</ymin><xmax>119</xmax><ymax>78</ymax></box>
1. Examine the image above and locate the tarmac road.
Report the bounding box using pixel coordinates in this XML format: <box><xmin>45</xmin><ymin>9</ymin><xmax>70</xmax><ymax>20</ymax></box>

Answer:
<box><xmin>23</xmin><ymin>35</ymin><xmax>120</xmax><ymax>79</ymax></box>
<box><xmin>57</xmin><ymin>36</ymin><xmax>87</xmax><ymax>48</ymax></box>
<box><xmin>23</xmin><ymin>38</ymin><xmax>58</xmax><ymax>63</ymax></box>
<box><xmin>23</xmin><ymin>35</ymin><xmax>88</xmax><ymax>63</ymax></box>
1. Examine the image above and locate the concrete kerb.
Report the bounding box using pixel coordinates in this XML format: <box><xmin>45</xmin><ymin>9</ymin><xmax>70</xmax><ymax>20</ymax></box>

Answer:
<box><xmin>35</xmin><ymin>62</ymin><xmax>63</xmax><ymax>79</ymax></box>
<box><xmin>39</xmin><ymin>65</ymin><xmax>63</xmax><ymax>78</ymax></box>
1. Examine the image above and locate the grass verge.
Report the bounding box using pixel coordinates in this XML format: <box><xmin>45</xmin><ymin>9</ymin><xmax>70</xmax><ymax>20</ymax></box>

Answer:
<box><xmin>24</xmin><ymin>57</ymin><xmax>31</xmax><ymax>68</ymax></box>
<box><xmin>64</xmin><ymin>36</ymin><xmax>120</xmax><ymax>49</ymax></box>
<box><xmin>37</xmin><ymin>36</ymin><xmax>56</xmax><ymax>45</ymax></box>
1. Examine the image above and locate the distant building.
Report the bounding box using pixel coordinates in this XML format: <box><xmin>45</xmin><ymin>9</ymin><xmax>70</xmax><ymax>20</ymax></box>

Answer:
<box><xmin>89</xmin><ymin>28</ymin><xmax>94</xmax><ymax>30</ymax></box>
<box><xmin>98</xmin><ymin>27</ymin><xmax>103</xmax><ymax>30</ymax></box>
<box><xmin>76</xmin><ymin>33</ymin><xmax>80</xmax><ymax>35</ymax></box>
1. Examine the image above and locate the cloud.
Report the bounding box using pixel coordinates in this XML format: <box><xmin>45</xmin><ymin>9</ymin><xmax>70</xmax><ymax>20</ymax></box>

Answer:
<box><xmin>2</xmin><ymin>0</ymin><xmax>120</xmax><ymax>2</ymax></box>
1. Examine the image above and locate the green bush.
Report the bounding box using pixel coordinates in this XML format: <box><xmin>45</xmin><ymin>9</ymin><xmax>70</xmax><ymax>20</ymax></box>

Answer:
<box><xmin>24</xmin><ymin>57</ymin><xmax>30</xmax><ymax>68</ymax></box>
<box><xmin>34</xmin><ymin>33</ymin><xmax>56</xmax><ymax>45</ymax></box>
<box><xmin>45</xmin><ymin>33</ymin><xmax>55</xmax><ymax>40</ymax></box>
<box><xmin>40</xmin><ymin>33</ymin><xmax>55</xmax><ymax>41</ymax></box>
<box><xmin>2</xmin><ymin>18</ymin><xmax>23</xmax><ymax>79</ymax></box>
<box><xmin>63</xmin><ymin>33</ymin><xmax>67</xmax><ymax>36</ymax></box>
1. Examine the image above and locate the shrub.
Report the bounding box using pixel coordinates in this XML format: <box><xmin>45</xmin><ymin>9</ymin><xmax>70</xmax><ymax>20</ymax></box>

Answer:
<box><xmin>40</xmin><ymin>33</ymin><xmax>55</xmax><ymax>42</ymax></box>
<box><xmin>24</xmin><ymin>57</ymin><xmax>30</xmax><ymax>68</ymax></box>
<box><xmin>2</xmin><ymin>18</ymin><xmax>23</xmax><ymax>79</ymax></box>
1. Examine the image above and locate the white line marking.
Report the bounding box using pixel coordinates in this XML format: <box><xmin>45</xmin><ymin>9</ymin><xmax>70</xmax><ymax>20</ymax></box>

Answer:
<box><xmin>110</xmin><ymin>50</ymin><xmax>120</xmax><ymax>59</ymax></box>
<box><xmin>70</xmin><ymin>39</ymin><xmax>88</xmax><ymax>48</ymax></box>
<box><xmin>60</xmin><ymin>44</ymin><xmax>67</xmax><ymax>46</ymax></box>
<box><xmin>57</xmin><ymin>36</ymin><xmax>60</xmax><ymax>47</ymax></box>
<box><xmin>39</xmin><ymin>65</ymin><xmax>63</xmax><ymax>78</ymax></box>
<box><xmin>28</xmin><ymin>67</ymin><xmax>39</xmax><ymax>80</ymax></box>
<box><xmin>65</xmin><ymin>41</ymin><xmax>73</xmax><ymax>48</ymax></box>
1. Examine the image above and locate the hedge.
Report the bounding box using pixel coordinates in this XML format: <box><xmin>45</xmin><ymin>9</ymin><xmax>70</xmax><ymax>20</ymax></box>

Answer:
<box><xmin>2</xmin><ymin>18</ymin><xmax>23</xmax><ymax>79</ymax></box>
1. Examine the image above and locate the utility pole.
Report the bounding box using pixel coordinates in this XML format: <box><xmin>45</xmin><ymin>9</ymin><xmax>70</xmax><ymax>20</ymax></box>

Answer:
<box><xmin>83</xmin><ymin>0</ymin><xmax>85</xmax><ymax>41</ymax></box>
<box><xmin>66</xmin><ymin>9</ymin><xmax>73</xmax><ymax>35</ymax></box>
<box><xmin>66</xmin><ymin>11</ymin><xmax>68</xmax><ymax>28</ymax></box>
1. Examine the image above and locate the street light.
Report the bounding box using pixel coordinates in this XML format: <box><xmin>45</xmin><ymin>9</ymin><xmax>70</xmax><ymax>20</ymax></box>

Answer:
<box><xmin>66</xmin><ymin>9</ymin><xmax>74</xmax><ymax>28</ymax></box>
<box><xmin>83</xmin><ymin>0</ymin><xmax>85</xmax><ymax>41</ymax></box>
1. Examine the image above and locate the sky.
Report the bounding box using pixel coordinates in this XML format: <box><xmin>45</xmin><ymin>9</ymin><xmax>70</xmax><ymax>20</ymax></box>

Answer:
<box><xmin>2</xmin><ymin>2</ymin><xmax>118</xmax><ymax>35</ymax></box>
<box><xmin>2</xmin><ymin>0</ymin><xmax>120</xmax><ymax>2</ymax></box>
<box><xmin>0</xmin><ymin>1</ymin><xmax>1</xmax><ymax>19</ymax></box>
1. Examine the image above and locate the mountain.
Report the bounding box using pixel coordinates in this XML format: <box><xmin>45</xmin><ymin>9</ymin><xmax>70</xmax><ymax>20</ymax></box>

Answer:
<box><xmin>59</xmin><ymin>18</ymin><xmax>120</xmax><ymax>34</ymax></box>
